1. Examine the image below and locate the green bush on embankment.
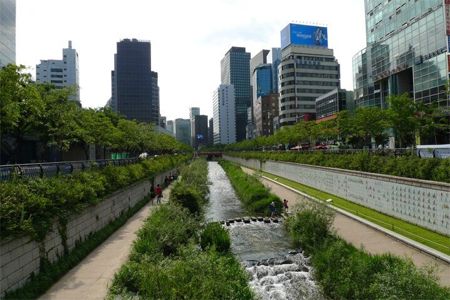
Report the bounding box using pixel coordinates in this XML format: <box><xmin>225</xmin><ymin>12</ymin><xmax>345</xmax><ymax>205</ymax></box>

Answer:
<box><xmin>285</xmin><ymin>203</ymin><xmax>450</xmax><ymax>299</ymax></box>
<box><xmin>0</xmin><ymin>154</ymin><xmax>190</xmax><ymax>241</ymax></box>
<box><xmin>227</xmin><ymin>151</ymin><xmax>450</xmax><ymax>183</ymax></box>
<box><xmin>219</xmin><ymin>160</ymin><xmax>282</xmax><ymax>215</ymax></box>
<box><xmin>108</xmin><ymin>159</ymin><xmax>253</xmax><ymax>299</ymax></box>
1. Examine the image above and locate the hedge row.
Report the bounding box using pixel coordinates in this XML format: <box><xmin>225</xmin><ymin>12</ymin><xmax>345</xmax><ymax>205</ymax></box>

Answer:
<box><xmin>219</xmin><ymin>160</ymin><xmax>282</xmax><ymax>215</ymax></box>
<box><xmin>286</xmin><ymin>203</ymin><xmax>450</xmax><ymax>299</ymax></box>
<box><xmin>108</xmin><ymin>159</ymin><xmax>253</xmax><ymax>299</ymax></box>
<box><xmin>0</xmin><ymin>155</ymin><xmax>190</xmax><ymax>240</ymax></box>
<box><xmin>227</xmin><ymin>151</ymin><xmax>450</xmax><ymax>183</ymax></box>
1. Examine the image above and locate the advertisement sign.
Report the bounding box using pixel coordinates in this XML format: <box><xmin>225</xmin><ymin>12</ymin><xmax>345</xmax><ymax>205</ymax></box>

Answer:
<box><xmin>281</xmin><ymin>23</ymin><xmax>328</xmax><ymax>49</ymax></box>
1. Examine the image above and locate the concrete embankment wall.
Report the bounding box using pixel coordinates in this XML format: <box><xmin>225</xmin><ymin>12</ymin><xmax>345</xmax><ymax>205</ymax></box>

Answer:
<box><xmin>224</xmin><ymin>155</ymin><xmax>450</xmax><ymax>236</ymax></box>
<box><xmin>0</xmin><ymin>169</ymin><xmax>175</xmax><ymax>297</ymax></box>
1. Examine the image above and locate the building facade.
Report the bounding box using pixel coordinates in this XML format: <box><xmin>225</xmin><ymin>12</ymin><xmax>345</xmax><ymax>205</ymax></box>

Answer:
<box><xmin>174</xmin><ymin>118</ymin><xmax>191</xmax><ymax>145</ymax></box>
<box><xmin>166</xmin><ymin>120</ymin><xmax>174</xmax><ymax>134</ymax></box>
<box><xmin>0</xmin><ymin>0</ymin><xmax>15</xmax><ymax>67</ymax></box>
<box><xmin>193</xmin><ymin>115</ymin><xmax>208</xmax><ymax>149</ymax></box>
<box><xmin>213</xmin><ymin>84</ymin><xmax>236</xmax><ymax>145</ymax></box>
<box><xmin>111</xmin><ymin>39</ymin><xmax>159</xmax><ymax>124</ymax></box>
<box><xmin>221</xmin><ymin>47</ymin><xmax>251</xmax><ymax>142</ymax></box>
<box><xmin>278</xmin><ymin>24</ymin><xmax>340</xmax><ymax>127</ymax></box>
<box><xmin>254</xmin><ymin>93</ymin><xmax>279</xmax><ymax>136</ymax></box>
<box><xmin>189</xmin><ymin>107</ymin><xmax>200</xmax><ymax>146</ymax></box>
<box><xmin>353</xmin><ymin>0</ymin><xmax>449</xmax><ymax>109</ymax></box>
<box><xmin>36</xmin><ymin>41</ymin><xmax>80</xmax><ymax>102</ymax></box>
<box><xmin>315</xmin><ymin>88</ymin><xmax>353</xmax><ymax>122</ymax></box>
<box><xmin>208</xmin><ymin>118</ymin><xmax>214</xmax><ymax>146</ymax></box>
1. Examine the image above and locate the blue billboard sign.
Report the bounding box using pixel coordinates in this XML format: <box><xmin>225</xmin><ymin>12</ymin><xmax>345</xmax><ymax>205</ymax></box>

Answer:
<box><xmin>281</xmin><ymin>24</ymin><xmax>328</xmax><ymax>49</ymax></box>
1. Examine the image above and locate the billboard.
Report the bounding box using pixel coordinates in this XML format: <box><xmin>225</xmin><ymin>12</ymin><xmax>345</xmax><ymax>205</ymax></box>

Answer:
<box><xmin>281</xmin><ymin>23</ymin><xmax>328</xmax><ymax>49</ymax></box>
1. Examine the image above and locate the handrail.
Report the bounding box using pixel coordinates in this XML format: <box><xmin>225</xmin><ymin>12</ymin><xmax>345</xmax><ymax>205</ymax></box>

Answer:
<box><xmin>0</xmin><ymin>157</ymin><xmax>139</xmax><ymax>181</ymax></box>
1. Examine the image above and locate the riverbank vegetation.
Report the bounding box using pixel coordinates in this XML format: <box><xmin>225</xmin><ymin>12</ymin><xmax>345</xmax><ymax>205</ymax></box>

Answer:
<box><xmin>0</xmin><ymin>154</ymin><xmax>189</xmax><ymax>240</ymax></box>
<box><xmin>286</xmin><ymin>203</ymin><xmax>450</xmax><ymax>299</ymax></box>
<box><xmin>219</xmin><ymin>160</ymin><xmax>282</xmax><ymax>215</ymax></box>
<box><xmin>227</xmin><ymin>151</ymin><xmax>450</xmax><ymax>183</ymax></box>
<box><xmin>108</xmin><ymin>159</ymin><xmax>253</xmax><ymax>299</ymax></box>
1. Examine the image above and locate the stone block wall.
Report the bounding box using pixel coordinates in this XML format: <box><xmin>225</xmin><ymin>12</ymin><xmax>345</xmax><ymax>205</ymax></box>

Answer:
<box><xmin>224</xmin><ymin>156</ymin><xmax>450</xmax><ymax>236</ymax></box>
<box><xmin>0</xmin><ymin>169</ymin><xmax>175</xmax><ymax>297</ymax></box>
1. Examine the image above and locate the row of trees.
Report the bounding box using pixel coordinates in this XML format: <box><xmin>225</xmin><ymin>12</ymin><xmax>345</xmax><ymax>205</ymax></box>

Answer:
<box><xmin>226</xmin><ymin>94</ymin><xmax>449</xmax><ymax>151</ymax></box>
<box><xmin>0</xmin><ymin>65</ymin><xmax>190</xmax><ymax>163</ymax></box>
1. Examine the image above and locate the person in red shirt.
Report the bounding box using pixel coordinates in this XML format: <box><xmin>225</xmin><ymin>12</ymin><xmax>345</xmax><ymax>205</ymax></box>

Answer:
<box><xmin>155</xmin><ymin>184</ymin><xmax>163</xmax><ymax>204</ymax></box>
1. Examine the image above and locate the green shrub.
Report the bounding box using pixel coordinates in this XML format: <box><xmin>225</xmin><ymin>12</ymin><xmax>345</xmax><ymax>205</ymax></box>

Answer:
<box><xmin>169</xmin><ymin>182</ymin><xmax>203</xmax><ymax>215</ymax></box>
<box><xmin>285</xmin><ymin>202</ymin><xmax>334</xmax><ymax>253</ymax></box>
<box><xmin>200</xmin><ymin>222</ymin><xmax>231</xmax><ymax>253</ymax></box>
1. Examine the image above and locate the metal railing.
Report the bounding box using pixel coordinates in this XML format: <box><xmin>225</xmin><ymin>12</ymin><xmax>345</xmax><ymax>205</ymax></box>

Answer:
<box><xmin>0</xmin><ymin>158</ymin><xmax>139</xmax><ymax>181</ymax></box>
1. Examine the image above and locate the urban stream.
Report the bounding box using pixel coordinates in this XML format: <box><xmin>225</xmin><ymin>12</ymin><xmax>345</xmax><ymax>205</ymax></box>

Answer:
<box><xmin>205</xmin><ymin>162</ymin><xmax>323</xmax><ymax>300</ymax></box>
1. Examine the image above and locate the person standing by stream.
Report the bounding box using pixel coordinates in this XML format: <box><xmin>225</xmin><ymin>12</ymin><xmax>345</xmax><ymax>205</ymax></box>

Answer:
<box><xmin>155</xmin><ymin>184</ymin><xmax>162</xmax><ymax>204</ymax></box>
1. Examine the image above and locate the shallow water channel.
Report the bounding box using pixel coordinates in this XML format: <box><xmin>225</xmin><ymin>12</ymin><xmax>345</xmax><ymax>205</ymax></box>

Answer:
<box><xmin>205</xmin><ymin>162</ymin><xmax>323</xmax><ymax>300</ymax></box>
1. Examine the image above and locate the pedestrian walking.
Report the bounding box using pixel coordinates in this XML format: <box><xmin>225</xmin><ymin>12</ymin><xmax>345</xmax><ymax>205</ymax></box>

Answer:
<box><xmin>155</xmin><ymin>184</ymin><xmax>163</xmax><ymax>204</ymax></box>
<box><xmin>269</xmin><ymin>201</ymin><xmax>276</xmax><ymax>217</ymax></box>
<box><xmin>283</xmin><ymin>199</ymin><xmax>289</xmax><ymax>213</ymax></box>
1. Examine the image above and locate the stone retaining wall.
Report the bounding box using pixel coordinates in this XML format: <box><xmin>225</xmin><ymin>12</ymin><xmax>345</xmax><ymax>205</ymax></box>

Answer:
<box><xmin>0</xmin><ymin>169</ymin><xmax>175</xmax><ymax>297</ymax></box>
<box><xmin>224</xmin><ymin>156</ymin><xmax>450</xmax><ymax>236</ymax></box>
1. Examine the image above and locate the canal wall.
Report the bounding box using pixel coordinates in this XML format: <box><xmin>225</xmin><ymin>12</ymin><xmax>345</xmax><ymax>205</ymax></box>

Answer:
<box><xmin>224</xmin><ymin>155</ymin><xmax>450</xmax><ymax>236</ymax></box>
<box><xmin>0</xmin><ymin>169</ymin><xmax>175</xmax><ymax>297</ymax></box>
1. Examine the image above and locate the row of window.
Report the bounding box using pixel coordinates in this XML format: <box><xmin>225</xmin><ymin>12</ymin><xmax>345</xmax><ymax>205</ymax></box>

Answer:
<box><xmin>281</xmin><ymin>87</ymin><xmax>335</xmax><ymax>95</ymax></box>
<box><xmin>281</xmin><ymin>80</ymin><xmax>339</xmax><ymax>87</ymax></box>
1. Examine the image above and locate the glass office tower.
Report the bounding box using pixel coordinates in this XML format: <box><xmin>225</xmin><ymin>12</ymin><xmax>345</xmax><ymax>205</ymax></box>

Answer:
<box><xmin>0</xmin><ymin>0</ymin><xmax>15</xmax><ymax>67</ymax></box>
<box><xmin>221</xmin><ymin>47</ymin><xmax>251</xmax><ymax>142</ymax></box>
<box><xmin>353</xmin><ymin>0</ymin><xmax>449</xmax><ymax>108</ymax></box>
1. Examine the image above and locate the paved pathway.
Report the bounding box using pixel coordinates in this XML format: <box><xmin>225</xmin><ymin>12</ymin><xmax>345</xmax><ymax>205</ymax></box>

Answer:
<box><xmin>242</xmin><ymin>167</ymin><xmax>450</xmax><ymax>287</ymax></box>
<box><xmin>39</xmin><ymin>186</ymin><xmax>173</xmax><ymax>300</ymax></box>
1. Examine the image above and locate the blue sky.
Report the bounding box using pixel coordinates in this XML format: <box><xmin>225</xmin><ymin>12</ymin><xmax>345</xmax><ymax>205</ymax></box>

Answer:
<box><xmin>17</xmin><ymin>0</ymin><xmax>365</xmax><ymax>121</ymax></box>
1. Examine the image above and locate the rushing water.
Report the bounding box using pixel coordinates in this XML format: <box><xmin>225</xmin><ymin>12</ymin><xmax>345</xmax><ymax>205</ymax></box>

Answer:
<box><xmin>206</xmin><ymin>162</ymin><xmax>323</xmax><ymax>299</ymax></box>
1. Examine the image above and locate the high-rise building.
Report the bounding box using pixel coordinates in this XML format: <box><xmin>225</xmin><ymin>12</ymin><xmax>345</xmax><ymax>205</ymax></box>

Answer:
<box><xmin>213</xmin><ymin>84</ymin><xmax>236</xmax><ymax>145</ymax></box>
<box><xmin>174</xmin><ymin>118</ymin><xmax>191</xmax><ymax>145</ymax></box>
<box><xmin>278</xmin><ymin>23</ymin><xmax>340</xmax><ymax>127</ymax></box>
<box><xmin>159</xmin><ymin>116</ymin><xmax>166</xmax><ymax>129</ymax></box>
<box><xmin>189</xmin><ymin>107</ymin><xmax>200</xmax><ymax>146</ymax></box>
<box><xmin>0</xmin><ymin>0</ymin><xmax>15</xmax><ymax>67</ymax></box>
<box><xmin>254</xmin><ymin>93</ymin><xmax>279</xmax><ymax>137</ymax></box>
<box><xmin>353</xmin><ymin>1</ymin><xmax>449</xmax><ymax>109</ymax></box>
<box><xmin>221</xmin><ymin>47</ymin><xmax>251</xmax><ymax>141</ymax></box>
<box><xmin>167</xmin><ymin>120</ymin><xmax>174</xmax><ymax>134</ymax></box>
<box><xmin>208</xmin><ymin>118</ymin><xmax>214</xmax><ymax>146</ymax></box>
<box><xmin>315</xmin><ymin>88</ymin><xmax>353</xmax><ymax>122</ymax></box>
<box><xmin>111</xmin><ymin>39</ymin><xmax>159</xmax><ymax>124</ymax></box>
<box><xmin>193</xmin><ymin>115</ymin><xmax>208</xmax><ymax>149</ymax></box>
<box><xmin>36</xmin><ymin>41</ymin><xmax>80</xmax><ymax>102</ymax></box>
<box><xmin>271</xmin><ymin>48</ymin><xmax>282</xmax><ymax>93</ymax></box>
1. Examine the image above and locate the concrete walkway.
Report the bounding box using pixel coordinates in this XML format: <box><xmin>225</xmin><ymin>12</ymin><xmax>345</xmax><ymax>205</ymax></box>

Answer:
<box><xmin>39</xmin><ymin>186</ymin><xmax>173</xmax><ymax>300</ymax></box>
<box><xmin>241</xmin><ymin>167</ymin><xmax>450</xmax><ymax>287</ymax></box>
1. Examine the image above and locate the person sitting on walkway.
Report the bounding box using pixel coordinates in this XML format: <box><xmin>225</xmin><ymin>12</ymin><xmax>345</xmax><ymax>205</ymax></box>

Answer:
<box><xmin>155</xmin><ymin>184</ymin><xmax>163</xmax><ymax>204</ymax></box>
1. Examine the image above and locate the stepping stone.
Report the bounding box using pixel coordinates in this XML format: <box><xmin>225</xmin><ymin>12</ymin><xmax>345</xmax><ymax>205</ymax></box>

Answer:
<box><xmin>272</xmin><ymin>218</ymin><xmax>279</xmax><ymax>223</ymax></box>
<box><xmin>264</xmin><ymin>217</ymin><xmax>270</xmax><ymax>223</ymax></box>
<box><xmin>235</xmin><ymin>218</ymin><xmax>242</xmax><ymax>222</ymax></box>
<box><xmin>251</xmin><ymin>217</ymin><xmax>257</xmax><ymax>222</ymax></box>
<box><xmin>257</xmin><ymin>216</ymin><xmax>264</xmax><ymax>221</ymax></box>
<box><xmin>243</xmin><ymin>217</ymin><xmax>250</xmax><ymax>223</ymax></box>
<box><xmin>225</xmin><ymin>221</ymin><xmax>230</xmax><ymax>226</ymax></box>
<box><xmin>228</xmin><ymin>219</ymin><xmax>235</xmax><ymax>223</ymax></box>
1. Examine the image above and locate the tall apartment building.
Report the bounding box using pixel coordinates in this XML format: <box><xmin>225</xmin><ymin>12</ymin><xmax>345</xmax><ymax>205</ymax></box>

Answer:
<box><xmin>213</xmin><ymin>84</ymin><xmax>236</xmax><ymax>145</ymax></box>
<box><xmin>353</xmin><ymin>0</ymin><xmax>449</xmax><ymax>109</ymax></box>
<box><xmin>174</xmin><ymin>118</ymin><xmax>191</xmax><ymax>145</ymax></box>
<box><xmin>36</xmin><ymin>41</ymin><xmax>80</xmax><ymax>102</ymax></box>
<box><xmin>0</xmin><ymin>0</ymin><xmax>15</xmax><ymax>67</ymax></box>
<box><xmin>189</xmin><ymin>107</ymin><xmax>200</xmax><ymax>146</ymax></box>
<box><xmin>278</xmin><ymin>24</ymin><xmax>340</xmax><ymax>127</ymax></box>
<box><xmin>221</xmin><ymin>47</ymin><xmax>251</xmax><ymax>141</ymax></box>
<box><xmin>111</xmin><ymin>39</ymin><xmax>159</xmax><ymax>124</ymax></box>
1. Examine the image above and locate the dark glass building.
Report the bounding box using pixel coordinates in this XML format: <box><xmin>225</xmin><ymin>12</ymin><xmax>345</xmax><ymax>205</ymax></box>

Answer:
<box><xmin>193</xmin><ymin>115</ymin><xmax>208</xmax><ymax>149</ymax></box>
<box><xmin>0</xmin><ymin>0</ymin><xmax>15</xmax><ymax>67</ymax></box>
<box><xmin>353</xmin><ymin>0</ymin><xmax>449</xmax><ymax>108</ymax></box>
<box><xmin>315</xmin><ymin>88</ymin><xmax>353</xmax><ymax>122</ymax></box>
<box><xmin>221</xmin><ymin>47</ymin><xmax>251</xmax><ymax>141</ymax></box>
<box><xmin>112</xmin><ymin>39</ymin><xmax>159</xmax><ymax>124</ymax></box>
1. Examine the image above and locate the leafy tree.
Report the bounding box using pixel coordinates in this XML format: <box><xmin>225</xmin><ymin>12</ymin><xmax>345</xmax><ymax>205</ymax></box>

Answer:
<box><xmin>387</xmin><ymin>94</ymin><xmax>418</xmax><ymax>147</ymax></box>
<box><xmin>353</xmin><ymin>107</ymin><xmax>391</xmax><ymax>148</ymax></box>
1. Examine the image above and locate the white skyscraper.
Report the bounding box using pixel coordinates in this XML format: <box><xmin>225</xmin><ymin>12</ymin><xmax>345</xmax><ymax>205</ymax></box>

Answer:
<box><xmin>36</xmin><ymin>41</ymin><xmax>80</xmax><ymax>102</ymax></box>
<box><xmin>212</xmin><ymin>84</ymin><xmax>236</xmax><ymax>145</ymax></box>
<box><xmin>189</xmin><ymin>107</ymin><xmax>200</xmax><ymax>146</ymax></box>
